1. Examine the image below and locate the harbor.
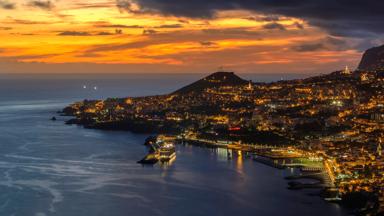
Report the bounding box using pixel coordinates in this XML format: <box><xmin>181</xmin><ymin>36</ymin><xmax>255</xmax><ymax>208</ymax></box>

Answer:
<box><xmin>138</xmin><ymin>134</ymin><xmax>340</xmax><ymax>201</ymax></box>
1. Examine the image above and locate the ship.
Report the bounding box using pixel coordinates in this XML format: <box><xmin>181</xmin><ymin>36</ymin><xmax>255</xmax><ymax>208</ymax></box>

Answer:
<box><xmin>159</xmin><ymin>143</ymin><xmax>176</xmax><ymax>162</ymax></box>
<box><xmin>137</xmin><ymin>153</ymin><xmax>159</xmax><ymax>164</ymax></box>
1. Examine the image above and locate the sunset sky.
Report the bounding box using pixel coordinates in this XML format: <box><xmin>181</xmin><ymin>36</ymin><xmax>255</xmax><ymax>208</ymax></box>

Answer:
<box><xmin>0</xmin><ymin>0</ymin><xmax>383</xmax><ymax>74</ymax></box>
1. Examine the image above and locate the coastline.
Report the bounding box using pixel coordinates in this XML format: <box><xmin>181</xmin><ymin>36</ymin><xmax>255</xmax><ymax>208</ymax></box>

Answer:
<box><xmin>141</xmin><ymin>134</ymin><xmax>340</xmax><ymax>199</ymax></box>
<box><xmin>59</xmin><ymin>69</ymin><xmax>384</xmax><ymax>215</ymax></box>
<box><xmin>61</xmin><ymin>113</ymin><xmax>344</xmax><ymax>203</ymax></box>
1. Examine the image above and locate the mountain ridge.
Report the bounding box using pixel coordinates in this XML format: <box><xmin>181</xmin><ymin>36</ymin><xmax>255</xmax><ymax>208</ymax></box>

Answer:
<box><xmin>358</xmin><ymin>44</ymin><xmax>384</xmax><ymax>72</ymax></box>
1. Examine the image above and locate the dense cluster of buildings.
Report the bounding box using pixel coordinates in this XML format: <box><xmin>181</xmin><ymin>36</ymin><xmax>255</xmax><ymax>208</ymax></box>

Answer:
<box><xmin>64</xmin><ymin>69</ymin><xmax>384</xmax><ymax>213</ymax></box>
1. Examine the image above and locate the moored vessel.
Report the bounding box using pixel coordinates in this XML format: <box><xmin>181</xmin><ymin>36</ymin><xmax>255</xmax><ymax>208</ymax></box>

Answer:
<box><xmin>159</xmin><ymin>143</ymin><xmax>176</xmax><ymax>162</ymax></box>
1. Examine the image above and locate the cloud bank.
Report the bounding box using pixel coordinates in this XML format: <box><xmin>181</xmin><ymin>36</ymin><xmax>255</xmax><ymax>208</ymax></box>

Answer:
<box><xmin>116</xmin><ymin>0</ymin><xmax>384</xmax><ymax>38</ymax></box>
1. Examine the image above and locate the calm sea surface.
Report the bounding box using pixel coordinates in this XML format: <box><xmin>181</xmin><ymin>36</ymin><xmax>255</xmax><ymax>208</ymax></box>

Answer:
<box><xmin>0</xmin><ymin>73</ymin><xmax>347</xmax><ymax>216</ymax></box>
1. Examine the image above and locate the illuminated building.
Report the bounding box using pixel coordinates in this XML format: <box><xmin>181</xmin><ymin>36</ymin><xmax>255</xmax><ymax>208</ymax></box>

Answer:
<box><xmin>342</xmin><ymin>65</ymin><xmax>351</xmax><ymax>74</ymax></box>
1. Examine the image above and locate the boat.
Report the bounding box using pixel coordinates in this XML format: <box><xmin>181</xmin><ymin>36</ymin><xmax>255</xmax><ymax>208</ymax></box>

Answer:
<box><xmin>137</xmin><ymin>153</ymin><xmax>159</xmax><ymax>164</ymax></box>
<box><xmin>159</xmin><ymin>143</ymin><xmax>176</xmax><ymax>162</ymax></box>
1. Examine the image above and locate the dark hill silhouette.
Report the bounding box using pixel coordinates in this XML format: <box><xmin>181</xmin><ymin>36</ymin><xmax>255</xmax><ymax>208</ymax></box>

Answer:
<box><xmin>358</xmin><ymin>44</ymin><xmax>384</xmax><ymax>72</ymax></box>
<box><xmin>173</xmin><ymin>72</ymin><xmax>248</xmax><ymax>94</ymax></box>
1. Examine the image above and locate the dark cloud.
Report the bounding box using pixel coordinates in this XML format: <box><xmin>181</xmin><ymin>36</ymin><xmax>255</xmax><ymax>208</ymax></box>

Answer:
<box><xmin>70</xmin><ymin>2</ymin><xmax>115</xmax><ymax>10</ymax></box>
<box><xmin>245</xmin><ymin>15</ymin><xmax>281</xmax><ymax>22</ymax></box>
<box><xmin>58</xmin><ymin>31</ymin><xmax>92</xmax><ymax>36</ymax></box>
<box><xmin>199</xmin><ymin>41</ymin><xmax>218</xmax><ymax>47</ymax></box>
<box><xmin>143</xmin><ymin>29</ymin><xmax>157</xmax><ymax>35</ymax></box>
<box><xmin>0</xmin><ymin>0</ymin><xmax>15</xmax><ymax>9</ymax></box>
<box><xmin>94</xmin><ymin>23</ymin><xmax>144</xmax><ymax>28</ymax></box>
<box><xmin>293</xmin><ymin>22</ymin><xmax>304</xmax><ymax>29</ymax></box>
<box><xmin>178</xmin><ymin>19</ymin><xmax>190</xmax><ymax>24</ymax></box>
<box><xmin>292</xmin><ymin>36</ymin><xmax>348</xmax><ymax>52</ymax></box>
<box><xmin>13</xmin><ymin>33</ymin><xmax>37</xmax><ymax>36</ymax></box>
<box><xmin>28</xmin><ymin>0</ymin><xmax>54</xmax><ymax>10</ymax></box>
<box><xmin>5</xmin><ymin>19</ymin><xmax>53</xmax><ymax>25</ymax></box>
<box><xmin>262</xmin><ymin>22</ymin><xmax>286</xmax><ymax>31</ymax></box>
<box><xmin>58</xmin><ymin>31</ymin><xmax>123</xmax><ymax>36</ymax></box>
<box><xmin>155</xmin><ymin>24</ymin><xmax>183</xmax><ymax>29</ymax></box>
<box><xmin>354</xmin><ymin>40</ymin><xmax>382</xmax><ymax>52</ymax></box>
<box><xmin>0</xmin><ymin>26</ymin><xmax>12</xmax><ymax>30</ymax></box>
<box><xmin>118</xmin><ymin>0</ymin><xmax>384</xmax><ymax>39</ymax></box>
<box><xmin>116</xmin><ymin>0</ymin><xmax>142</xmax><ymax>13</ymax></box>
<box><xmin>115</xmin><ymin>29</ymin><xmax>123</xmax><ymax>34</ymax></box>
<box><xmin>97</xmin><ymin>31</ymin><xmax>114</xmax><ymax>36</ymax></box>
<box><xmin>293</xmin><ymin>43</ymin><xmax>325</xmax><ymax>52</ymax></box>
<box><xmin>94</xmin><ymin>22</ymin><xmax>183</xmax><ymax>29</ymax></box>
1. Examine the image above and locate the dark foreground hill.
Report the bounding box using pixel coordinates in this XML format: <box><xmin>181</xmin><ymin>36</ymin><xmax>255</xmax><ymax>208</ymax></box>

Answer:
<box><xmin>173</xmin><ymin>71</ymin><xmax>248</xmax><ymax>94</ymax></box>
<box><xmin>358</xmin><ymin>44</ymin><xmax>384</xmax><ymax>72</ymax></box>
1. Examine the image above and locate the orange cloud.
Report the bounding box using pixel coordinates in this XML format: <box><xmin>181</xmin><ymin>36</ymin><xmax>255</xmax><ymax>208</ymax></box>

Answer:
<box><xmin>0</xmin><ymin>1</ymin><xmax>364</xmax><ymax>73</ymax></box>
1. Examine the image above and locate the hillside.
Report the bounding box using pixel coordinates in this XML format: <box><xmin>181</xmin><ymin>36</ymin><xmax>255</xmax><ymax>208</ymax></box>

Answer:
<box><xmin>172</xmin><ymin>71</ymin><xmax>248</xmax><ymax>94</ymax></box>
<box><xmin>358</xmin><ymin>44</ymin><xmax>384</xmax><ymax>72</ymax></box>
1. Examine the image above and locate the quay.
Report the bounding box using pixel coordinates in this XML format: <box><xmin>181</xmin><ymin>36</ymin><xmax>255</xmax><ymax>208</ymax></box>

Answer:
<box><xmin>154</xmin><ymin>135</ymin><xmax>340</xmax><ymax>200</ymax></box>
<box><xmin>179</xmin><ymin>137</ymin><xmax>303</xmax><ymax>157</ymax></box>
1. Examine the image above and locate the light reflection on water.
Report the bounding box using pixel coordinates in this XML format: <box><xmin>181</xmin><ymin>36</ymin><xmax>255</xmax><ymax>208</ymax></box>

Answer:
<box><xmin>216</xmin><ymin>148</ymin><xmax>228</xmax><ymax>161</ymax></box>
<box><xmin>236</xmin><ymin>151</ymin><xmax>244</xmax><ymax>176</ymax></box>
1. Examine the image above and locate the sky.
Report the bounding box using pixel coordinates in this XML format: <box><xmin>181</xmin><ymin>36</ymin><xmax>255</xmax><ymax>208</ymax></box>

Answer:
<box><xmin>0</xmin><ymin>0</ymin><xmax>383</xmax><ymax>74</ymax></box>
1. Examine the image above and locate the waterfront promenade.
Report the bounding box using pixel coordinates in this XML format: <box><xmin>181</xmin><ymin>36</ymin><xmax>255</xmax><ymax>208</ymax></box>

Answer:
<box><xmin>157</xmin><ymin>135</ymin><xmax>336</xmax><ymax>190</ymax></box>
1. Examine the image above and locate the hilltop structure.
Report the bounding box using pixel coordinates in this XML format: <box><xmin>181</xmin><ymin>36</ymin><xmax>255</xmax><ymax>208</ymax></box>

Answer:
<box><xmin>342</xmin><ymin>66</ymin><xmax>352</xmax><ymax>75</ymax></box>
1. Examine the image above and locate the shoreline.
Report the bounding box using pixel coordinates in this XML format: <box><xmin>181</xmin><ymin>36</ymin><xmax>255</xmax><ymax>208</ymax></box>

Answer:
<box><xmin>152</xmin><ymin>135</ymin><xmax>340</xmax><ymax>198</ymax></box>
<box><xmin>61</xmin><ymin>117</ymin><xmax>370</xmax><ymax>215</ymax></box>
<box><xmin>62</xmin><ymin>118</ymin><xmax>339</xmax><ymax>194</ymax></box>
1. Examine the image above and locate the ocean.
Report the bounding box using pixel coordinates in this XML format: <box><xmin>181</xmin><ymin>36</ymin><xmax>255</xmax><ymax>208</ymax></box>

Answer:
<box><xmin>0</xmin><ymin>73</ymin><xmax>346</xmax><ymax>216</ymax></box>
